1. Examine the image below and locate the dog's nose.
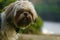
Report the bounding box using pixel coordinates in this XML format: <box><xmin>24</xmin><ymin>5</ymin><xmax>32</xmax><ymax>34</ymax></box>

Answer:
<box><xmin>24</xmin><ymin>13</ymin><xmax>27</xmax><ymax>16</ymax></box>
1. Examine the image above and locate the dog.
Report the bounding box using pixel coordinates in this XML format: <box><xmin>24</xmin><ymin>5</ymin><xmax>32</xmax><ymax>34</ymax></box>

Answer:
<box><xmin>0</xmin><ymin>0</ymin><xmax>42</xmax><ymax>40</ymax></box>
<box><xmin>1</xmin><ymin>0</ymin><xmax>37</xmax><ymax>40</ymax></box>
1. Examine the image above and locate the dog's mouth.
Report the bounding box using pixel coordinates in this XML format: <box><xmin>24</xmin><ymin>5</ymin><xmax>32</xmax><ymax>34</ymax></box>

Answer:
<box><xmin>23</xmin><ymin>17</ymin><xmax>28</xmax><ymax>23</ymax></box>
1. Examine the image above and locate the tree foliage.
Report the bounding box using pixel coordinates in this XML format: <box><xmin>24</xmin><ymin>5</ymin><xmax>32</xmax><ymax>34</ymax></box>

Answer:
<box><xmin>0</xmin><ymin>0</ymin><xmax>16</xmax><ymax>12</ymax></box>
<box><xmin>34</xmin><ymin>0</ymin><xmax>60</xmax><ymax>22</ymax></box>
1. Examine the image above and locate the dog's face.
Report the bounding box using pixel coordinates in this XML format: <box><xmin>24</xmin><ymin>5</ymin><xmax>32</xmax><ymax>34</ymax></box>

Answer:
<box><xmin>14</xmin><ymin>9</ymin><xmax>33</xmax><ymax>27</ymax></box>
<box><xmin>5</xmin><ymin>1</ymin><xmax>37</xmax><ymax>28</ymax></box>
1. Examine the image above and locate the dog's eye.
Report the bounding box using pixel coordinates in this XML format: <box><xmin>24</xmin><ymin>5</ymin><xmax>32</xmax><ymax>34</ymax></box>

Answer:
<box><xmin>17</xmin><ymin>10</ymin><xmax>23</xmax><ymax>14</ymax></box>
<box><xmin>16</xmin><ymin>10</ymin><xmax>24</xmax><ymax>17</ymax></box>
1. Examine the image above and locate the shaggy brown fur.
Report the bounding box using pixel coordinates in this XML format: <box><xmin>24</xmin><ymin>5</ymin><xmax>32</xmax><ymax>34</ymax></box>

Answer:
<box><xmin>1</xmin><ymin>0</ymin><xmax>38</xmax><ymax>40</ymax></box>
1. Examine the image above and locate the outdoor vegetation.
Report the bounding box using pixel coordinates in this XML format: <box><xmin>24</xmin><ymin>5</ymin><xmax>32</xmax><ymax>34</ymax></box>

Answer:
<box><xmin>0</xmin><ymin>0</ymin><xmax>16</xmax><ymax>12</ymax></box>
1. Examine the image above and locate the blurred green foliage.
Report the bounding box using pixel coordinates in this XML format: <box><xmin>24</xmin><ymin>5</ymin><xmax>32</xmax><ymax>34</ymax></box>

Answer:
<box><xmin>34</xmin><ymin>1</ymin><xmax>60</xmax><ymax>22</ymax></box>
<box><xmin>0</xmin><ymin>0</ymin><xmax>16</xmax><ymax>12</ymax></box>
<box><xmin>35</xmin><ymin>4</ymin><xmax>60</xmax><ymax>14</ymax></box>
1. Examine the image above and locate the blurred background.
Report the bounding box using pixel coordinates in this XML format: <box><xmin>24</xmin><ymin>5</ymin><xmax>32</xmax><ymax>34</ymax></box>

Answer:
<box><xmin>0</xmin><ymin>0</ymin><xmax>60</xmax><ymax>34</ymax></box>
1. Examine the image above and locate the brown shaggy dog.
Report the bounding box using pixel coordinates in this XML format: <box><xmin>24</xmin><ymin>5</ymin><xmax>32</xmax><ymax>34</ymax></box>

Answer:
<box><xmin>1</xmin><ymin>0</ymin><xmax>38</xmax><ymax>40</ymax></box>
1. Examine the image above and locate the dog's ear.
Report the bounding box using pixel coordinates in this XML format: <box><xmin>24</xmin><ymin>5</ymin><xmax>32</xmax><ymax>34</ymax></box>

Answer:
<box><xmin>5</xmin><ymin>3</ymin><xmax>15</xmax><ymax>16</ymax></box>
<box><xmin>30</xmin><ymin>6</ymin><xmax>38</xmax><ymax>22</ymax></box>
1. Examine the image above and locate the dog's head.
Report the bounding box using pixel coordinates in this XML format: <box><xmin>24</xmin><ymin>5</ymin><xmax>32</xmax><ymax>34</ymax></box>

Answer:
<box><xmin>5</xmin><ymin>0</ymin><xmax>38</xmax><ymax>28</ymax></box>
